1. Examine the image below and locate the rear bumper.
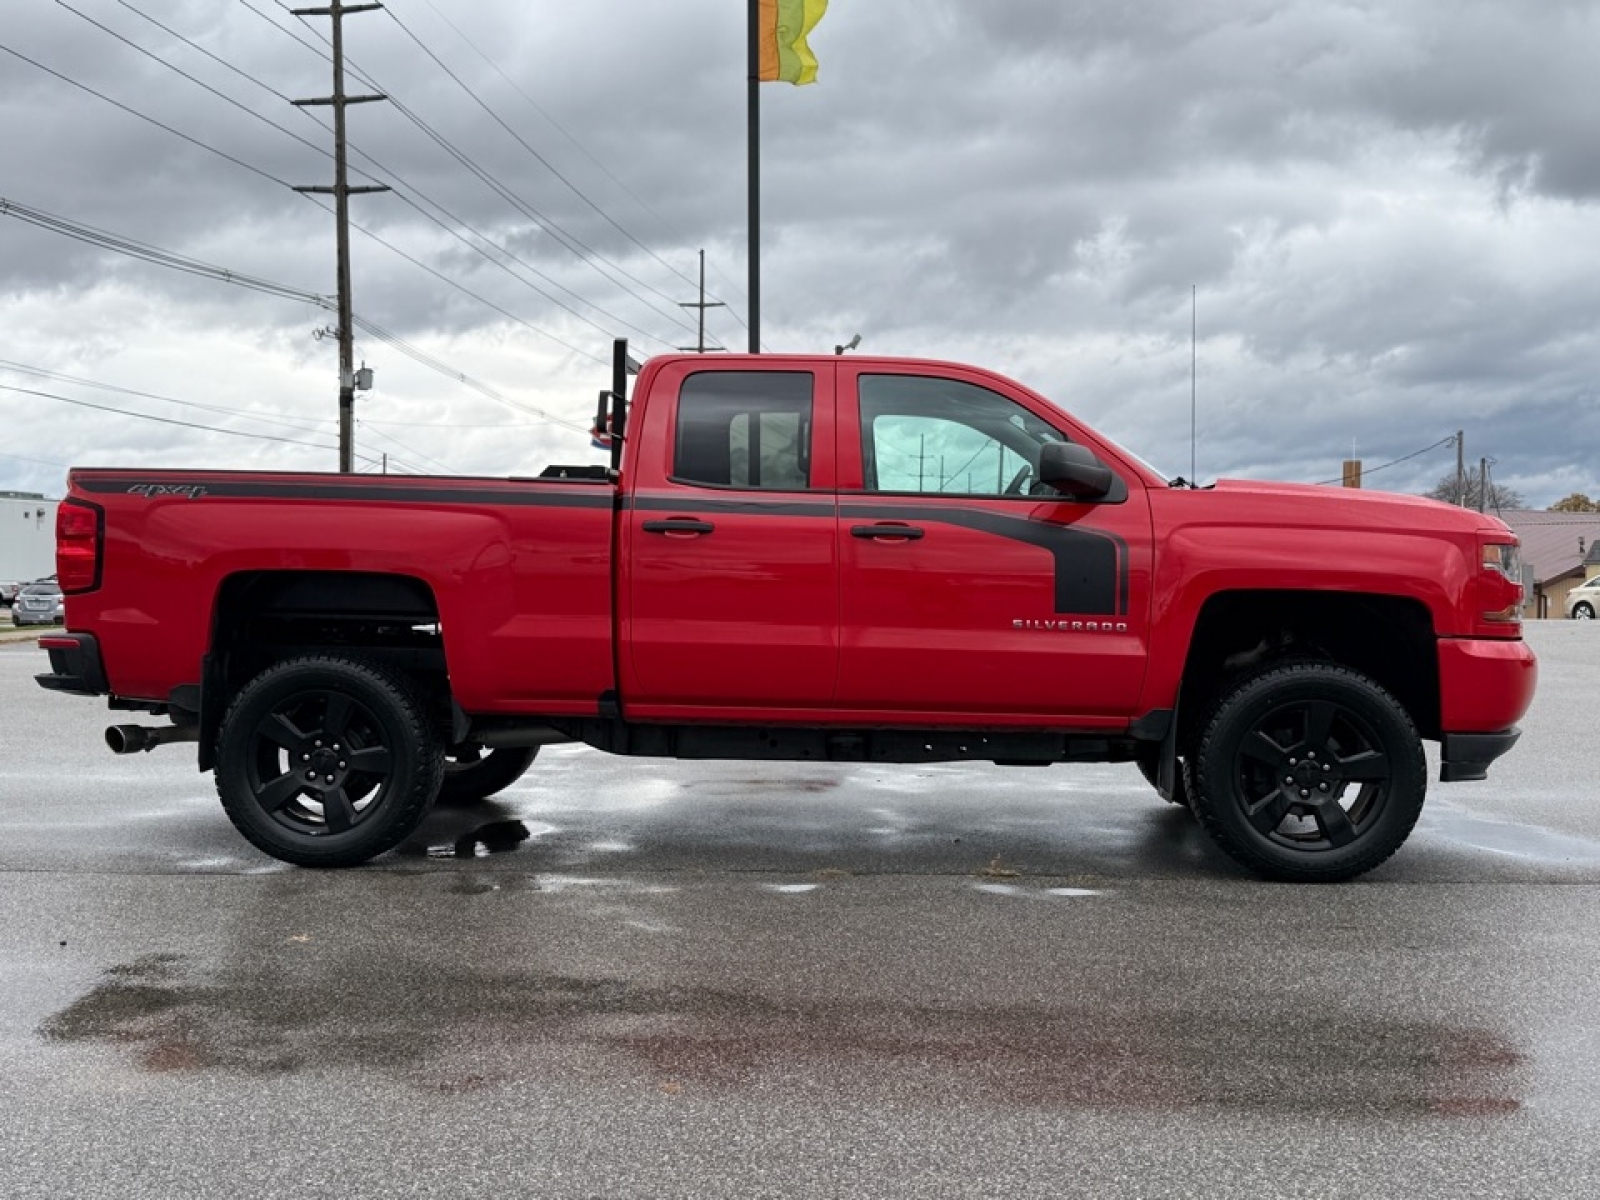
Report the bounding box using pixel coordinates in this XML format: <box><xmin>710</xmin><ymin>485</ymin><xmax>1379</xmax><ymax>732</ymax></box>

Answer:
<box><xmin>1440</xmin><ymin>728</ymin><xmax>1521</xmax><ymax>783</ymax></box>
<box><xmin>34</xmin><ymin>632</ymin><xmax>108</xmax><ymax>697</ymax></box>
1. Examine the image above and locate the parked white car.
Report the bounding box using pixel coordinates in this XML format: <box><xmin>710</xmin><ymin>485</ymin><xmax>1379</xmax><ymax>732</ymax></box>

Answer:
<box><xmin>1566</xmin><ymin>576</ymin><xmax>1600</xmax><ymax>620</ymax></box>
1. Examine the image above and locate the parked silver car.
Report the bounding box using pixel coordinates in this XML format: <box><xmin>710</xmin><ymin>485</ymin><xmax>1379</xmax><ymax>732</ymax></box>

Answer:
<box><xmin>10</xmin><ymin>577</ymin><xmax>64</xmax><ymax>626</ymax></box>
<box><xmin>1567</xmin><ymin>576</ymin><xmax>1600</xmax><ymax>620</ymax></box>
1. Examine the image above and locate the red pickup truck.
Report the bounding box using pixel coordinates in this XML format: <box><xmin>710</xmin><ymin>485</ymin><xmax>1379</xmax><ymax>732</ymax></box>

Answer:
<box><xmin>37</xmin><ymin>345</ymin><xmax>1536</xmax><ymax>881</ymax></box>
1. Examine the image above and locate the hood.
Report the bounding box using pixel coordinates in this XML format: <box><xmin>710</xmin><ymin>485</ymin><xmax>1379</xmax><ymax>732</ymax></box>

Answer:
<box><xmin>1174</xmin><ymin>479</ymin><xmax>1515</xmax><ymax>537</ymax></box>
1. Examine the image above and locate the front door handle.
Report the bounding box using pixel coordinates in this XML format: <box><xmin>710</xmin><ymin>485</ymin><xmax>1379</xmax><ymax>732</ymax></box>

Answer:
<box><xmin>643</xmin><ymin>518</ymin><xmax>716</xmax><ymax>536</ymax></box>
<box><xmin>851</xmin><ymin>523</ymin><xmax>925</xmax><ymax>541</ymax></box>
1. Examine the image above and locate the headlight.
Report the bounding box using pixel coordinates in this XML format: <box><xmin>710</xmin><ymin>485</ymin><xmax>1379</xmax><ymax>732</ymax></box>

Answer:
<box><xmin>1478</xmin><ymin>538</ymin><xmax>1525</xmax><ymax>625</ymax></box>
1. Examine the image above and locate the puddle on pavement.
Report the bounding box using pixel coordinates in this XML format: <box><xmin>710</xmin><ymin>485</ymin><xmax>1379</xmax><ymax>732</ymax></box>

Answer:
<box><xmin>39</xmin><ymin>952</ymin><xmax>1525</xmax><ymax>1116</ymax></box>
<box><xmin>1421</xmin><ymin>804</ymin><xmax>1600</xmax><ymax>865</ymax></box>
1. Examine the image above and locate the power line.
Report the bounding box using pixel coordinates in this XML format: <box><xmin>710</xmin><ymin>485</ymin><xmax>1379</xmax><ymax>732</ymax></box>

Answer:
<box><xmin>360</xmin><ymin>87</ymin><xmax>699</xmax><ymax>340</ymax></box>
<box><xmin>0</xmin><ymin>357</ymin><xmax>335</xmax><ymax>437</ymax></box>
<box><xmin>113</xmin><ymin>0</ymin><xmax>303</xmax><ymax>107</ymax></box>
<box><xmin>1312</xmin><ymin>435</ymin><xmax>1455</xmax><ymax>486</ymax></box>
<box><xmin>300</xmin><ymin>194</ymin><xmax>608</xmax><ymax>365</ymax></box>
<box><xmin>409</xmin><ymin>0</ymin><xmax>717</xmax><ymax>291</ymax></box>
<box><xmin>362</xmin><ymin>418</ymin><xmax>542</xmax><ymax>429</ymax></box>
<box><xmin>237</xmin><ymin>0</ymin><xmax>702</xmax><ymax>346</ymax></box>
<box><xmin>7</xmin><ymin>28</ymin><xmax>644</xmax><ymax>365</ymax></box>
<box><xmin>348</xmin><ymin>313</ymin><xmax>591</xmax><ymax>432</ymax></box>
<box><xmin>0</xmin><ymin>197</ymin><xmax>595</xmax><ymax>432</ymax></box>
<box><xmin>0</xmin><ymin>196</ymin><xmax>328</xmax><ymax>304</ymax></box>
<box><xmin>379</xmin><ymin>5</ymin><xmax>699</xmax><ymax>313</ymax></box>
<box><xmin>111</xmin><ymin>0</ymin><xmax>675</xmax><ymax>350</ymax></box>
<box><xmin>54</xmin><ymin>0</ymin><xmax>342</xmax><ymax>170</ymax></box>
<box><xmin>237</xmin><ymin>0</ymin><xmax>690</xmax><ymax>346</ymax></box>
<box><xmin>408</xmin><ymin>0</ymin><xmax>751</xmax><ymax>334</ymax></box>
<box><xmin>356</xmin><ymin>420</ymin><xmax>457</xmax><ymax>475</ymax></box>
<box><xmin>394</xmin><ymin>0</ymin><xmax>747</xmax><ymax>334</ymax></box>
<box><xmin>0</xmin><ymin>383</ymin><xmax>384</xmax><ymax>462</ymax></box>
<box><xmin>280</xmin><ymin>8</ymin><xmax>703</xmax><ymax>339</ymax></box>
<box><xmin>0</xmin><ymin>448</ymin><xmax>71</xmax><ymax>470</ymax></box>
<box><xmin>0</xmin><ymin>42</ymin><xmax>298</xmax><ymax>192</ymax></box>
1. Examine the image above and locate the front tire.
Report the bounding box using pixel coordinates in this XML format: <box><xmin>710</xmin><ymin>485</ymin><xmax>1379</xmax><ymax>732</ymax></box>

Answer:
<box><xmin>214</xmin><ymin>656</ymin><xmax>443</xmax><ymax>867</ymax></box>
<box><xmin>1188</xmin><ymin>661</ymin><xmax>1425</xmax><ymax>882</ymax></box>
<box><xmin>1573</xmin><ymin>602</ymin><xmax>1595</xmax><ymax>620</ymax></box>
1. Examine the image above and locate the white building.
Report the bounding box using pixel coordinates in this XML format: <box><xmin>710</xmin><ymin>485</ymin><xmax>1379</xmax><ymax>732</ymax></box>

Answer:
<box><xmin>1</xmin><ymin>491</ymin><xmax>58</xmax><ymax>585</ymax></box>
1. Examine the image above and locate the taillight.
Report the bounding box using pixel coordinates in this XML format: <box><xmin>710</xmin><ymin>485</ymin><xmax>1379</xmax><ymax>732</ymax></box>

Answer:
<box><xmin>56</xmin><ymin>499</ymin><xmax>102</xmax><ymax>593</ymax></box>
<box><xmin>1477</xmin><ymin>538</ymin><xmax>1524</xmax><ymax>627</ymax></box>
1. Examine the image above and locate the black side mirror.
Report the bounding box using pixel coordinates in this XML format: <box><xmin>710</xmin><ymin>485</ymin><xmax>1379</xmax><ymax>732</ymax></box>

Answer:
<box><xmin>1038</xmin><ymin>442</ymin><xmax>1113</xmax><ymax>499</ymax></box>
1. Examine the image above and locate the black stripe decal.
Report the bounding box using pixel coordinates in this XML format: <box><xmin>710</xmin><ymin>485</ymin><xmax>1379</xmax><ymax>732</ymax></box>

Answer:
<box><xmin>74</xmin><ymin>476</ymin><xmax>614</xmax><ymax>509</ymax></box>
<box><xmin>630</xmin><ymin>494</ymin><xmax>1131</xmax><ymax>617</ymax></box>
<box><xmin>630</xmin><ymin>493</ymin><xmax>836</xmax><ymax>518</ymax></box>
<box><xmin>80</xmin><ymin>476</ymin><xmax>1128</xmax><ymax>616</ymax></box>
<box><xmin>841</xmin><ymin>503</ymin><xmax>1128</xmax><ymax>616</ymax></box>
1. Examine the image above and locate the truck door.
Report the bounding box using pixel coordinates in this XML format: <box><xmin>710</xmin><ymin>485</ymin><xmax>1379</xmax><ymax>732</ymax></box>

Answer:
<box><xmin>622</xmin><ymin>360</ymin><xmax>838</xmax><ymax>714</ymax></box>
<box><xmin>835</xmin><ymin>365</ymin><xmax>1152</xmax><ymax>721</ymax></box>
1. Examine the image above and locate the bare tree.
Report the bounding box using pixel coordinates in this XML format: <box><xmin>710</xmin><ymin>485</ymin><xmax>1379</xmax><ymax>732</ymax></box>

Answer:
<box><xmin>1422</xmin><ymin>471</ymin><xmax>1524</xmax><ymax>511</ymax></box>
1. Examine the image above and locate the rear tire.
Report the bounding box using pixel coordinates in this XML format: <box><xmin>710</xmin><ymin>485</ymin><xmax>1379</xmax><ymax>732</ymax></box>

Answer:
<box><xmin>437</xmin><ymin>746</ymin><xmax>538</xmax><ymax>806</ymax></box>
<box><xmin>214</xmin><ymin>656</ymin><xmax>443</xmax><ymax>867</ymax></box>
<box><xmin>1188</xmin><ymin>661</ymin><xmax>1425</xmax><ymax>882</ymax></box>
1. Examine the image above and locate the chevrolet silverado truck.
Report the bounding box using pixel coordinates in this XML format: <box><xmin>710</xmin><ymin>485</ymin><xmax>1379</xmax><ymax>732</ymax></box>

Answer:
<box><xmin>36</xmin><ymin>343</ymin><xmax>1536</xmax><ymax>880</ymax></box>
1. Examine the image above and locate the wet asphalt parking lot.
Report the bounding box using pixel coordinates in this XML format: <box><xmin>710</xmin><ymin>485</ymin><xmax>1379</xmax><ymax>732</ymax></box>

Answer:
<box><xmin>1</xmin><ymin>621</ymin><xmax>1598</xmax><ymax>1199</ymax></box>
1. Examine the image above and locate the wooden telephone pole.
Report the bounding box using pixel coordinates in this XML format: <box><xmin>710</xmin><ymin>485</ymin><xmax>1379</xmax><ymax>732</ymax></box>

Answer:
<box><xmin>293</xmin><ymin>0</ymin><xmax>389</xmax><ymax>473</ymax></box>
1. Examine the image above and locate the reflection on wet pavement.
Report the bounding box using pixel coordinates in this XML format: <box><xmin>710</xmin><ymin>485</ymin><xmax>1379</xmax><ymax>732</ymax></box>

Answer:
<box><xmin>445</xmin><ymin>819</ymin><xmax>532</xmax><ymax>859</ymax></box>
<box><xmin>39</xmin><ymin>952</ymin><xmax>1524</xmax><ymax>1118</ymax></box>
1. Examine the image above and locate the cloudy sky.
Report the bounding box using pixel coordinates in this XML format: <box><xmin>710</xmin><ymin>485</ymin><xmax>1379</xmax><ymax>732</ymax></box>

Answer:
<box><xmin>2</xmin><ymin>0</ymin><xmax>1597</xmax><ymax>506</ymax></box>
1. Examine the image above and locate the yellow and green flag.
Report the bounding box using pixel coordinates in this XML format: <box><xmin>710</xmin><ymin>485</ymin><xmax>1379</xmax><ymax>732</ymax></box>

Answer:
<box><xmin>757</xmin><ymin>0</ymin><xmax>828</xmax><ymax>85</ymax></box>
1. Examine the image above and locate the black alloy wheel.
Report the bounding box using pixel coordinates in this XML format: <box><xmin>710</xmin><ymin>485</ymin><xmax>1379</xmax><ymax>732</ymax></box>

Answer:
<box><xmin>1188</xmin><ymin>661</ymin><xmax>1426</xmax><ymax>882</ymax></box>
<box><xmin>214</xmin><ymin>656</ymin><xmax>443</xmax><ymax>867</ymax></box>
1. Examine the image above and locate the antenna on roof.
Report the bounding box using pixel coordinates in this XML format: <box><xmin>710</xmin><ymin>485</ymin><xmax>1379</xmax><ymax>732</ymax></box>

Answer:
<box><xmin>1191</xmin><ymin>285</ymin><xmax>1197</xmax><ymax>484</ymax></box>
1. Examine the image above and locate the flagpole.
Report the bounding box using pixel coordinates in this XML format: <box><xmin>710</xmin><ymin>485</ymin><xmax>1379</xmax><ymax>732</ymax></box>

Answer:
<box><xmin>747</xmin><ymin>0</ymin><xmax>761</xmax><ymax>353</ymax></box>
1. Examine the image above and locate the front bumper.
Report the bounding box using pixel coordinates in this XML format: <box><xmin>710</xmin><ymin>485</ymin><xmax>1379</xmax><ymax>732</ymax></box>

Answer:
<box><xmin>1437</xmin><ymin>636</ymin><xmax>1537</xmax><ymax>732</ymax></box>
<box><xmin>1440</xmin><ymin>728</ymin><xmax>1521</xmax><ymax>783</ymax></box>
<box><xmin>34</xmin><ymin>632</ymin><xmax>108</xmax><ymax>696</ymax></box>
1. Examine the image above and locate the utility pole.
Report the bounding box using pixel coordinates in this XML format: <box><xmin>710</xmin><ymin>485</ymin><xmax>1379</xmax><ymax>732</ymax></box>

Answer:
<box><xmin>1455</xmin><ymin>429</ymin><xmax>1466</xmax><ymax>507</ymax></box>
<box><xmin>293</xmin><ymin>0</ymin><xmax>390</xmax><ymax>473</ymax></box>
<box><xmin>677</xmin><ymin>250</ymin><xmax>725</xmax><ymax>353</ymax></box>
<box><xmin>1478</xmin><ymin>458</ymin><xmax>1488</xmax><ymax>512</ymax></box>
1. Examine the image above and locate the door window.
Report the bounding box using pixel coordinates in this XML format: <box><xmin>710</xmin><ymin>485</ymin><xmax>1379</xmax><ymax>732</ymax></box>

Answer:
<box><xmin>859</xmin><ymin>375</ymin><xmax>1066</xmax><ymax>497</ymax></box>
<box><xmin>673</xmin><ymin>372</ymin><xmax>814</xmax><ymax>490</ymax></box>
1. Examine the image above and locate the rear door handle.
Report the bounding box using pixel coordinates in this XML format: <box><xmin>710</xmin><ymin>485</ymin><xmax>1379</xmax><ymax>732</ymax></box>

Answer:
<box><xmin>851</xmin><ymin>523</ymin><xmax>925</xmax><ymax>541</ymax></box>
<box><xmin>643</xmin><ymin>518</ymin><xmax>716</xmax><ymax>535</ymax></box>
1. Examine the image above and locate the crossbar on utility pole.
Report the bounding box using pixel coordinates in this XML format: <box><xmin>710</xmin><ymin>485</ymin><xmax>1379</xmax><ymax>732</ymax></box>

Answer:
<box><xmin>293</xmin><ymin>0</ymin><xmax>389</xmax><ymax>473</ymax></box>
<box><xmin>677</xmin><ymin>250</ymin><xmax>726</xmax><ymax>353</ymax></box>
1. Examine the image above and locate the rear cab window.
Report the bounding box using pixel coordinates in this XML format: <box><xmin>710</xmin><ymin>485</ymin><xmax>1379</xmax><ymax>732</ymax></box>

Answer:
<box><xmin>672</xmin><ymin>372</ymin><xmax>815</xmax><ymax>491</ymax></box>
